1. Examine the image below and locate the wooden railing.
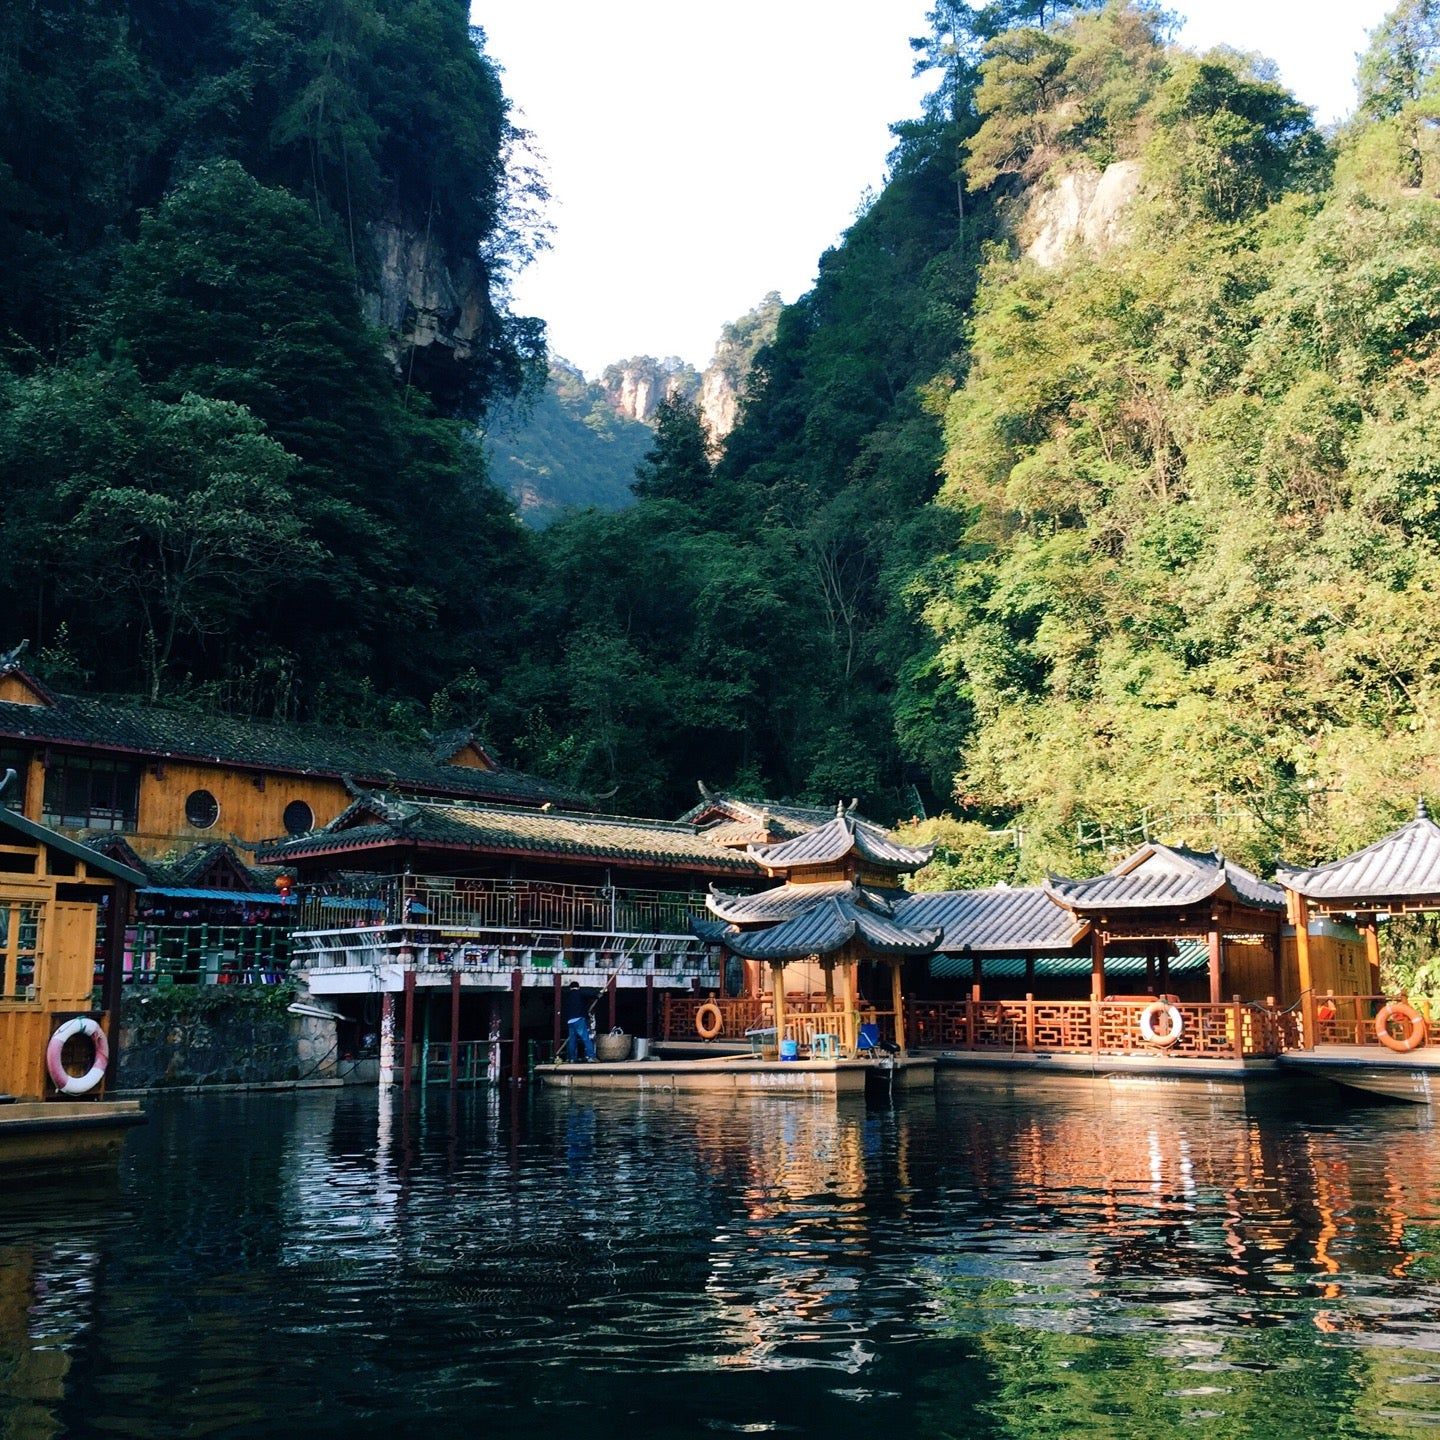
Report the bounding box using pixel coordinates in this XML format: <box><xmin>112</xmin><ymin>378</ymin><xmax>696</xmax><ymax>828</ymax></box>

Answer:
<box><xmin>1313</xmin><ymin>993</ymin><xmax>1435</xmax><ymax>1047</ymax></box>
<box><xmin>908</xmin><ymin>996</ymin><xmax>1285</xmax><ymax>1059</ymax></box>
<box><xmin>296</xmin><ymin>875</ymin><xmax>709</xmax><ymax>937</ymax></box>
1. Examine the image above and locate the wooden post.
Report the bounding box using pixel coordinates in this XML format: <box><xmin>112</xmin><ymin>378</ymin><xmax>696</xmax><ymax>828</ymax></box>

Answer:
<box><xmin>1269</xmin><ymin>930</ymin><xmax>1283</xmax><ymax>1006</ymax></box>
<box><xmin>1232</xmin><ymin>994</ymin><xmax>1245</xmax><ymax>1061</ymax></box>
<box><xmin>1145</xmin><ymin>951</ymin><xmax>1156</xmax><ymax>994</ymax></box>
<box><xmin>450</xmin><ymin>970</ymin><xmax>461</xmax><ymax>1092</ymax></box>
<box><xmin>890</xmin><ymin>961</ymin><xmax>906</xmax><ymax>1054</ymax></box>
<box><xmin>1158</xmin><ymin>946</ymin><xmax>1170</xmax><ymax>995</ymax></box>
<box><xmin>103</xmin><ymin>880</ymin><xmax>130</xmax><ymax>1089</ymax></box>
<box><xmin>1362</xmin><ymin>914</ymin><xmax>1382</xmax><ymax>998</ymax></box>
<box><xmin>509</xmin><ymin>967</ymin><xmax>522</xmax><ymax>1083</ymax></box>
<box><xmin>402</xmin><ymin>967</ymin><xmax>416</xmax><ymax>1095</ymax></box>
<box><xmin>1090</xmin><ymin>929</ymin><xmax>1106</xmax><ymax>1001</ymax></box>
<box><xmin>1091</xmin><ymin>993</ymin><xmax>1102</xmax><ymax>1053</ymax></box>
<box><xmin>552</xmin><ymin>971</ymin><xmax>563</xmax><ymax>1053</ymax></box>
<box><xmin>1024</xmin><ymin>955</ymin><xmax>1035</xmax><ymax>993</ymax></box>
<box><xmin>1291</xmin><ymin>891</ymin><xmax>1316</xmax><ymax>1051</ymax></box>
<box><xmin>824</xmin><ymin>961</ymin><xmax>835</xmax><ymax>1010</ymax></box>
<box><xmin>607</xmin><ymin>972</ymin><xmax>617</xmax><ymax>1031</ymax></box>
<box><xmin>645</xmin><ymin>973</ymin><xmax>654</xmax><ymax>1040</ymax></box>
<box><xmin>771</xmin><ymin>963</ymin><xmax>787</xmax><ymax>1050</ymax></box>
<box><xmin>970</xmin><ymin>952</ymin><xmax>981</xmax><ymax>1003</ymax></box>
<box><xmin>1025</xmin><ymin>993</ymin><xmax>1036</xmax><ymax>1051</ymax></box>
<box><xmin>1207</xmin><ymin>926</ymin><xmax>1223</xmax><ymax>1007</ymax></box>
<box><xmin>663</xmin><ymin>991</ymin><xmax>672</xmax><ymax>1042</ymax></box>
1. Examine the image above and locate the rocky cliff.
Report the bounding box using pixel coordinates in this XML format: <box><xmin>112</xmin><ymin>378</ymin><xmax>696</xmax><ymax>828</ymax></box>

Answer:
<box><xmin>599</xmin><ymin>357</ymin><xmax>700</xmax><ymax>424</ymax></box>
<box><xmin>1019</xmin><ymin>160</ymin><xmax>1143</xmax><ymax>267</ymax></box>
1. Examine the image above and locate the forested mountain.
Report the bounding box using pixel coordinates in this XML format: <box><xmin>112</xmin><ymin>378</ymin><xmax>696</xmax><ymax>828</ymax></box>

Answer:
<box><xmin>6</xmin><ymin>0</ymin><xmax>1440</xmax><ymax>876</ymax></box>
<box><xmin>483</xmin><ymin>359</ymin><xmax>655</xmax><ymax>525</ymax></box>
<box><xmin>0</xmin><ymin>0</ymin><xmax>540</xmax><ymax>714</ymax></box>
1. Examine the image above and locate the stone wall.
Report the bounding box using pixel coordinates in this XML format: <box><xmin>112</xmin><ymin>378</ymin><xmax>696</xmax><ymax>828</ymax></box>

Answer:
<box><xmin>117</xmin><ymin>984</ymin><xmax>340</xmax><ymax>1090</ymax></box>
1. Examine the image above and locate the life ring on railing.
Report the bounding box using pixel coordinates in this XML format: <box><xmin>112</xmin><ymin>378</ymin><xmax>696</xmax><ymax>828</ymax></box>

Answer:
<box><xmin>694</xmin><ymin>1002</ymin><xmax>724</xmax><ymax>1040</ymax></box>
<box><xmin>1137</xmin><ymin>1001</ymin><xmax>1184</xmax><ymax>1049</ymax></box>
<box><xmin>1375</xmin><ymin>1000</ymin><xmax>1427</xmax><ymax>1053</ymax></box>
<box><xmin>46</xmin><ymin>1017</ymin><xmax>109</xmax><ymax>1096</ymax></box>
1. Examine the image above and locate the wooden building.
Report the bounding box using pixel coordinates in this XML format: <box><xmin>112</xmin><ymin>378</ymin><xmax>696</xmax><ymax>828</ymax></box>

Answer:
<box><xmin>0</xmin><ymin>797</ymin><xmax>145</xmax><ymax>1176</ymax></box>
<box><xmin>0</xmin><ymin>642</ymin><xmax>582</xmax><ymax>861</ymax></box>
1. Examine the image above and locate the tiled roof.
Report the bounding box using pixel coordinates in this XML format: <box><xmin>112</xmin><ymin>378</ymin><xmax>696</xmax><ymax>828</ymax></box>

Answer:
<box><xmin>1045</xmin><ymin>844</ymin><xmax>1283</xmax><ymax>913</ymax></box>
<box><xmin>1280</xmin><ymin>801</ymin><xmax>1440</xmax><ymax>905</ymax></box>
<box><xmin>706</xmin><ymin>880</ymin><xmax>902</xmax><ymax>924</ymax></box>
<box><xmin>677</xmin><ymin>790</ymin><xmax>836</xmax><ymax>838</ymax></box>
<box><xmin>0</xmin><ymin>690</ymin><xmax>582</xmax><ymax>809</ymax></box>
<box><xmin>718</xmin><ymin>896</ymin><xmax>942</xmax><ymax>961</ymax></box>
<box><xmin>747</xmin><ymin>813</ymin><xmax>934</xmax><ymax>873</ymax></box>
<box><xmin>257</xmin><ymin>793</ymin><xmax>765</xmax><ymax>876</ymax></box>
<box><xmin>895</xmin><ymin>886</ymin><xmax>1088</xmax><ymax>954</ymax></box>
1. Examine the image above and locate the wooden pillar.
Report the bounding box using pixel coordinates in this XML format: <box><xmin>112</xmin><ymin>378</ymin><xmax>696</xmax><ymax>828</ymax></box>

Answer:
<box><xmin>846</xmin><ymin>957</ymin><xmax>861</xmax><ymax>1055</ymax></box>
<box><xmin>607</xmin><ymin>972</ymin><xmax>618</xmax><ymax>1031</ymax></box>
<box><xmin>103</xmin><ymin>881</ymin><xmax>130</xmax><ymax>1089</ymax></box>
<box><xmin>1207</xmin><ymin>926</ymin><xmax>1223</xmax><ymax>1007</ymax></box>
<box><xmin>1145</xmin><ymin>950</ymin><xmax>1156</xmax><ymax>994</ymax></box>
<box><xmin>1291</xmin><ymin>891</ymin><xmax>1316</xmax><ymax>1051</ymax></box>
<box><xmin>1090</xmin><ymin>929</ymin><xmax>1106</xmax><ymax>1001</ymax></box>
<box><xmin>771</xmin><ymin>963</ymin><xmax>787</xmax><ymax>1048</ymax></box>
<box><xmin>1362</xmin><ymin>914</ymin><xmax>1382</xmax><ymax>997</ymax></box>
<box><xmin>509</xmin><ymin>967</ymin><xmax>523</xmax><ymax>1083</ymax></box>
<box><xmin>970</xmin><ymin>952</ymin><xmax>982</xmax><ymax>1004</ymax></box>
<box><xmin>402</xmin><ymin>967</ymin><xmax>416</xmax><ymax>1095</ymax></box>
<box><xmin>552</xmin><ymin>971</ymin><xmax>563</xmax><ymax>1052</ymax></box>
<box><xmin>1024</xmin><ymin>955</ymin><xmax>1035</xmax><ymax>992</ymax></box>
<box><xmin>645</xmin><ymin>973</ymin><xmax>655</xmax><ymax>1040</ymax></box>
<box><xmin>1158</xmin><ymin>946</ymin><xmax>1170</xmax><ymax>995</ymax></box>
<box><xmin>663</xmin><ymin>991</ymin><xmax>672</xmax><ymax>1041</ymax></box>
<box><xmin>823</xmin><ymin>961</ymin><xmax>835</xmax><ymax>1010</ymax></box>
<box><xmin>450</xmin><ymin>970</ymin><xmax>461</xmax><ymax>1092</ymax></box>
<box><xmin>890</xmin><ymin>961</ymin><xmax>906</xmax><ymax>1053</ymax></box>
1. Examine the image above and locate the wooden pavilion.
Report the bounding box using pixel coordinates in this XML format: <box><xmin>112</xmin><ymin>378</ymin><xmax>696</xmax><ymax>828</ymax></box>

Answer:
<box><xmin>1043</xmin><ymin>843</ymin><xmax>1286</xmax><ymax>1005</ymax></box>
<box><xmin>1278</xmin><ymin>799</ymin><xmax>1440</xmax><ymax>1048</ymax></box>
<box><xmin>696</xmin><ymin>804</ymin><xmax>940</xmax><ymax>1056</ymax></box>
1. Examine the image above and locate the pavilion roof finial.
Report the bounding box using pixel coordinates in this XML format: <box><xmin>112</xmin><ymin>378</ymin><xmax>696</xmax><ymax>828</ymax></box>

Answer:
<box><xmin>1420</xmin><ymin>796</ymin><xmax>1431</xmax><ymax>821</ymax></box>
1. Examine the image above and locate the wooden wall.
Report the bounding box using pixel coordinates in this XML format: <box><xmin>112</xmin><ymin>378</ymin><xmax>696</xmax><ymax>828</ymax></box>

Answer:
<box><xmin>1278</xmin><ymin>926</ymin><xmax>1369</xmax><ymax>1002</ymax></box>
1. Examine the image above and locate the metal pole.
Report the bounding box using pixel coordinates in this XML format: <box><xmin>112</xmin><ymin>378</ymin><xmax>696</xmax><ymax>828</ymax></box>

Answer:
<box><xmin>645</xmin><ymin>973</ymin><xmax>654</xmax><ymax>1040</ymax></box>
<box><xmin>103</xmin><ymin>880</ymin><xmax>130</xmax><ymax>1090</ymax></box>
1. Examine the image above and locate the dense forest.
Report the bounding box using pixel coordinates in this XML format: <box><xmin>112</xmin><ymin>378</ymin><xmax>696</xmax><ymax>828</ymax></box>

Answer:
<box><xmin>5</xmin><ymin>0</ymin><xmax>1440</xmax><ymax>881</ymax></box>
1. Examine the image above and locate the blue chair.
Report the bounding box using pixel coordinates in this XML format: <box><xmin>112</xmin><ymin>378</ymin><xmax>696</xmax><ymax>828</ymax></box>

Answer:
<box><xmin>856</xmin><ymin>1023</ymin><xmax>881</xmax><ymax>1053</ymax></box>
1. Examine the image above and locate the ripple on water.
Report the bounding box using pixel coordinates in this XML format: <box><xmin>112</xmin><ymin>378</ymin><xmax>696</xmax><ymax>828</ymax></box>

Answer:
<box><xmin>1</xmin><ymin>1086</ymin><xmax>1440</xmax><ymax>1437</ymax></box>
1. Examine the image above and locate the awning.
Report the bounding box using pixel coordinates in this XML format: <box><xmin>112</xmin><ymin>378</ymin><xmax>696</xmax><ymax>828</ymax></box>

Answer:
<box><xmin>139</xmin><ymin>886</ymin><xmax>295</xmax><ymax>905</ymax></box>
<box><xmin>932</xmin><ymin>939</ymin><xmax>1210</xmax><ymax>980</ymax></box>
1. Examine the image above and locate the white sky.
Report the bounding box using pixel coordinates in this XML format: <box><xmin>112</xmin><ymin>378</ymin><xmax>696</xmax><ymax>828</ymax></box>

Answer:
<box><xmin>474</xmin><ymin>0</ymin><xmax>1396</xmax><ymax>377</ymax></box>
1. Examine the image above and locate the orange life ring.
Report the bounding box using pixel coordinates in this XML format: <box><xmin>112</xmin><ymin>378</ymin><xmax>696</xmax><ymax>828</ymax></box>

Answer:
<box><xmin>694</xmin><ymin>1002</ymin><xmax>724</xmax><ymax>1040</ymax></box>
<box><xmin>1375</xmin><ymin>1000</ymin><xmax>1427</xmax><ymax>1053</ymax></box>
<box><xmin>1137</xmin><ymin>1001</ymin><xmax>1183</xmax><ymax>1049</ymax></box>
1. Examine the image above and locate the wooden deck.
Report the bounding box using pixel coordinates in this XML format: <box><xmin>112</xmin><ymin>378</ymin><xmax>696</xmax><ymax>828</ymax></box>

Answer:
<box><xmin>0</xmin><ymin>1100</ymin><xmax>146</xmax><ymax>1182</ymax></box>
<box><xmin>535</xmin><ymin>1055</ymin><xmax>936</xmax><ymax>1096</ymax></box>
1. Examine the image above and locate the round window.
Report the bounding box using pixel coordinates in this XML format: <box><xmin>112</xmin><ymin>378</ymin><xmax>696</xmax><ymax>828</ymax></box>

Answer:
<box><xmin>283</xmin><ymin>800</ymin><xmax>315</xmax><ymax>835</ymax></box>
<box><xmin>185</xmin><ymin>789</ymin><xmax>219</xmax><ymax>830</ymax></box>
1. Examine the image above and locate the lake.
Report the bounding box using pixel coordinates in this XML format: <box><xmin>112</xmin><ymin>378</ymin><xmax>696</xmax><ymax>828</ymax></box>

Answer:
<box><xmin>2</xmin><ymin>1079</ymin><xmax>1439</xmax><ymax>1438</ymax></box>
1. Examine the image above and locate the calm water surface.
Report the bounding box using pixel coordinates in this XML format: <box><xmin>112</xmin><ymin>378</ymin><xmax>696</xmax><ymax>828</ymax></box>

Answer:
<box><xmin>3</xmin><ymin>1080</ymin><xmax>1440</xmax><ymax>1439</ymax></box>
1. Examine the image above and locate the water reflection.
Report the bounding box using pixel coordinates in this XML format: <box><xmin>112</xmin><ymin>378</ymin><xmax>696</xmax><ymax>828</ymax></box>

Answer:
<box><xmin>1</xmin><ymin>1081</ymin><xmax>1439</xmax><ymax>1436</ymax></box>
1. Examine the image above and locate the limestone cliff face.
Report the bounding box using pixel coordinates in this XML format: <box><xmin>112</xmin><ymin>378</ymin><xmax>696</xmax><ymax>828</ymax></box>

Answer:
<box><xmin>599</xmin><ymin>357</ymin><xmax>700</xmax><ymax>424</ymax></box>
<box><xmin>696</xmin><ymin>291</ymin><xmax>783</xmax><ymax>447</ymax></box>
<box><xmin>365</xmin><ymin>216</ymin><xmax>492</xmax><ymax>408</ymax></box>
<box><xmin>1020</xmin><ymin>160</ymin><xmax>1142</xmax><ymax>267</ymax></box>
<box><xmin>698</xmin><ymin>364</ymin><xmax>740</xmax><ymax>443</ymax></box>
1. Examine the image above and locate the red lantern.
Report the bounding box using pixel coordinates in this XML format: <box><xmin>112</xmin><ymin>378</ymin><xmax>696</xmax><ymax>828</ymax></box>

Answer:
<box><xmin>274</xmin><ymin>873</ymin><xmax>294</xmax><ymax>896</ymax></box>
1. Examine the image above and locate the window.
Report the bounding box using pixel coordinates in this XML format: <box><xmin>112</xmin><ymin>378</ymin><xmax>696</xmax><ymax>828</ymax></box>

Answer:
<box><xmin>0</xmin><ymin>900</ymin><xmax>43</xmax><ymax>1000</ymax></box>
<box><xmin>185</xmin><ymin>789</ymin><xmax>220</xmax><ymax>830</ymax></box>
<box><xmin>0</xmin><ymin>746</ymin><xmax>28</xmax><ymax>812</ymax></box>
<box><xmin>41</xmin><ymin>756</ymin><xmax>140</xmax><ymax>832</ymax></box>
<box><xmin>283</xmin><ymin>799</ymin><xmax>315</xmax><ymax>835</ymax></box>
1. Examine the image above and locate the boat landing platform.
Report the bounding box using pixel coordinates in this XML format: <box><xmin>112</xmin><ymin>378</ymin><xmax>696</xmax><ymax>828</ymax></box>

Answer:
<box><xmin>535</xmin><ymin>1055</ymin><xmax>936</xmax><ymax>1096</ymax></box>
<box><xmin>1278</xmin><ymin>1045</ymin><xmax>1440</xmax><ymax>1104</ymax></box>
<box><xmin>0</xmin><ymin>1100</ymin><xmax>147</xmax><ymax>1181</ymax></box>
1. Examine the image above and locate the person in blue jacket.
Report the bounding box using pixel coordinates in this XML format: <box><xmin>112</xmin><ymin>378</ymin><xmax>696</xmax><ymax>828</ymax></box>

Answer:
<box><xmin>562</xmin><ymin>981</ymin><xmax>596</xmax><ymax>1062</ymax></box>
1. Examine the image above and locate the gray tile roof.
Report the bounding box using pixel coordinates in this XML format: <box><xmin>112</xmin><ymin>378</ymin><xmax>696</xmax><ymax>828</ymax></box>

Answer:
<box><xmin>1045</xmin><ymin>844</ymin><xmax>1283</xmax><ymax>913</ymax></box>
<box><xmin>719</xmin><ymin>895</ymin><xmax>942</xmax><ymax>961</ymax></box>
<box><xmin>0</xmin><ymin>806</ymin><xmax>146</xmax><ymax>887</ymax></box>
<box><xmin>747</xmin><ymin>813</ymin><xmax>934</xmax><ymax>873</ymax></box>
<box><xmin>1280</xmin><ymin>801</ymin><xmax>1440</xmax><ymax>905</ymax></box>
<box><xmin>0</xmin><ymin>682</ymin><xmax>583</xmax><ymax>809</ymax></box>
<box><xmin>895</xmin><ymin>886</ymin><xmax>1088</xmax><ymax>954</ymax></box>
<box><xmin>706</xmin><ymin>880</ymin><xmax>901</xmax><ymax>924</ymax></box>
<box><xmin>257</xmin><ymin>792</ymin><xmax>765</xmax><ymax>876</ymax></box>
<box><xmin>677</xmin><ymin>790</ymin><xmax>837</xmax><ymax>843</ymax></box>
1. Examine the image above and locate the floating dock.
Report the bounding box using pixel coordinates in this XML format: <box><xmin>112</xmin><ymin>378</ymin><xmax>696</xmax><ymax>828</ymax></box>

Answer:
<box><xmin>0</xmin><ymin>1100</ymin><xmax>146</xmax><ymax>1182</ymax></box>
<box><xmin>1278</xmin><ymin>1044</ymin><xmax>1440</xmax><ymax>1104</ymax></box>
<box><xmin>535</xmin><ymin>1054</ymin><xmax>936</xmax><ymax>1096</ymax></box>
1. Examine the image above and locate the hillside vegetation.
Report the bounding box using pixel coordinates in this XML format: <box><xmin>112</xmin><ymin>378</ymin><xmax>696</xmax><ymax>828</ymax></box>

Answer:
<box><xmin>5</xmin><ymin>0</ymin><xmax>1440</xmax><ymax>874</ymax></box>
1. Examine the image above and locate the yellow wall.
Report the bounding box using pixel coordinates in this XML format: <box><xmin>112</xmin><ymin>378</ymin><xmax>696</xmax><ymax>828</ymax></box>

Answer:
<box><xmin>1279</xmin><ymin>929</ymin><xmax>1369</xmax><ymax>1001</ymax></box>
<box><xmin>0</xmin><ymin>674</ymin><xmax>44</xmax><ymax>705</ymax></box>
<box><xmin>19</xmin><ymin>753</ymin><xmax>352</xmax><ymax>859</ymax></box>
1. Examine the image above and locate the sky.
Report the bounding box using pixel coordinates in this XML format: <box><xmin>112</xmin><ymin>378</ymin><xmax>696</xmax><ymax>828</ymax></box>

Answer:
<box><xmin>474</xmin><ymin>0</ymin><xmax>1397</xmax><ymax>378</ymax></box>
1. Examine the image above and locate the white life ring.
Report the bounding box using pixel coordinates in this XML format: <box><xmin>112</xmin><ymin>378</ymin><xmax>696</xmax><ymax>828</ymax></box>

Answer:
<box><xmin>46</xmin><ymin>1017</ymin><xmax>109</xmax><ymax>1096</ymax></box>
<box><xmin>1137</xmin><ymin>1001</ymin><xmax>1184</xmax><ymax>1049</ymax></box>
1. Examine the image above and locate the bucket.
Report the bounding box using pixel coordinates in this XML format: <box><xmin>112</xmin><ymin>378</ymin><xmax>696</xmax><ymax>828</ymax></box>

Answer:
<box><xmin>632</xmin><ymin>1037</ymin><xmax>650</xmax><ymax>1061</ymax></box>
<box><xmin>595</xmin><ymin>1031</ymin><xmax>632</xmax><ymax>1063</ymax></box>
<box><xmin>778</xmin><ymin>1038</ymin><xmax>799</xmax><ymax>1062</ymax></box>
